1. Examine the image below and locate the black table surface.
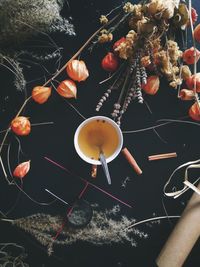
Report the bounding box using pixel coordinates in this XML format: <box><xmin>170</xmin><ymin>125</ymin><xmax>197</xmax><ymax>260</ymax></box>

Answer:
<box><xmin>0</xmin><ymin>1</ymin><xmax>199</xmax><ymax>266</ymax></box>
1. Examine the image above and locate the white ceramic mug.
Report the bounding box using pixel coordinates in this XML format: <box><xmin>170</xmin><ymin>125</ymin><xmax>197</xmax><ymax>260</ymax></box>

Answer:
<box><xmin>74</xmin><ymin>116</ymin><xmax>123</xmax><ymax>165</ymax></box>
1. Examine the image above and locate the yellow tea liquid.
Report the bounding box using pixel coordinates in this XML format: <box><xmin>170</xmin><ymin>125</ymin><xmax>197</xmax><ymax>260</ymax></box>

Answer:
<box><xmin>78</xmin><ymin>119</ymin><xmax>119</xmax><ymax>160</ymax></box>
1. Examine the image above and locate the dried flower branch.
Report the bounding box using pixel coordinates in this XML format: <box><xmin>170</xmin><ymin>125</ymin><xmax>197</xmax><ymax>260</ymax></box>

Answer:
<box><xmin>1</xmin><ymin>205</ymin><xmax>148</xmax><ymax>255</ymax></box>
<box><xmin>0</xmin><ymin>0</ymin><xmax>75</xmax><ymax>45</ymax></box>
<box><xmin>90</xmin><ymin>0</ymin><xmax>200</xmax><ymax>125</ymax></box>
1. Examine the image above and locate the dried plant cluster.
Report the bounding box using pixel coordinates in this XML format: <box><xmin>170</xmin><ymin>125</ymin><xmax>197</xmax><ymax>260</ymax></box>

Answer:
<box><xmin>0</xmin><ymin>243</ymin><xmax>29</xmax><ymax>267</ymax></box>
<box><xmin>0</xmin><ymin>0</ymin><xmax>75</xmax><ymax>91</ymax></box>
<box><xmin>5</xmin><ymin>205</ymin><xmax>148</xmax><ymax>255</ymax></box>
<box><xmin>93</xmin><ymin>0</ymin><xmax>200</xmax><ymax>125</ymax></box>
<box><xmin>0</xmin><ymin>0</ymin><xmax>75</xmax><ymax>45</ymax></box>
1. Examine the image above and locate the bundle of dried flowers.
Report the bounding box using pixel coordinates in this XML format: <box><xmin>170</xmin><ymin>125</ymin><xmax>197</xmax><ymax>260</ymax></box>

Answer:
<box><xmin>91</xmin><ymin>1</ymin><xmax>200</xmax><ymax>125</ymax></box>
<box><xmin>0</xmin><ymin>0</ymin><xmax>75</xmax><ymax>45</ymax></box>
<box><xmin>0</xmin><ymin>0</ymin><xmax>75</xmax><ymax>91</ymax></box>
<box><xmin>2</xmin><ymin>205</ymin><xmax>147</xmax><ymax>255</ymax></box>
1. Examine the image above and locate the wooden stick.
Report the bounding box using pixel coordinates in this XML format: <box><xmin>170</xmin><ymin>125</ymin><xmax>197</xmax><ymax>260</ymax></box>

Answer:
<box><xmin>121</xmin><ymin>147</ymin><xmax>142</xmax><ymax>175</ymax></box>
<box><xmin>148</xmin><ymin>152</ymin><xmax>177</xmax><ymax>161</ymax></box>
<box><xmin>91</xmin><ymin>165</ymin><xmax>97</xmax><ymax>178</ymax></box>
<box><xmin>156</xmin><ymin>183</ymin><xmax>200</xmax><ymax>267</ymax></box>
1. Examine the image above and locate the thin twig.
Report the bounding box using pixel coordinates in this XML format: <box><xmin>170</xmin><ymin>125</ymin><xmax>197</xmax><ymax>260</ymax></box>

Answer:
<box><xmin>124</xmin><ymin>216</ymin><xmax>180</xmax><ymax>231</ymax></box>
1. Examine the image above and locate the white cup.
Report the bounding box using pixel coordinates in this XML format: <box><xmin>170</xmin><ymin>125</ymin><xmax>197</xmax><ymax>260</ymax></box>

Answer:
<box><xmin>74</xmin><ymin>116</ymin><xmax>123</xmax><ymax>165</ymax></box>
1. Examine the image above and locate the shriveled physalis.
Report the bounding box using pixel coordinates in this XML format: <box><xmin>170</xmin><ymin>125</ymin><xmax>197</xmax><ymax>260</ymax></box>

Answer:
<box><xmin>66</xmin><ymin>60</ymin><xmax>89</xmax><ymax>82</ymax></box>
<box><xmin>179</xmin><ymin>89</ymin><xmax>195</xmax><ymax>101</ymax></box>
<box><xmin>142</xmin><ymin>75</ymin><xmax>160</xmax><ymax>95</ymax></box>
<box><xmin>13</xmin><ymin>160</ymin><xmax>31</xmax><ymax>179</ymax></box>
<box><xmin>11</xmin><ymin>116</ymin><xmax>31</xmax><ymax>136</ymax></box>
<box><xmin>190</xmin><ymin>7</ymin><xmax>198</xmax><ymax>25</ymax></box>
<box><xmin>189</xmin><ymin>102</ymin><xmax>200</xmax><ymax>121</ymax></box>
<box><xmin>186</xmin><ymin>73</ymin><xmax>200</xmax><ymax>92</ymax></box>
<box><xmin>182</xmin><ymin>47</ymin><xmax>200</xmax><ymax>65</ymax></box>
<box><xmin>32</xmin><ymin>86</ymin><xmax>51</xmax><ymax>104</ymax></box>
<box><xmin>101</xmin><ymin>52</ymin><xmax>119</xmax><ymax>72</ymax></box>
<box><xmin>57</xmin><ymin>79</ymin><xmax>77</xmax><ymax>98</ymax></box>
<box><xmin>194</xmin><ymin>23</ymin><xmax>200</xmax><ymax>43</ymax></box>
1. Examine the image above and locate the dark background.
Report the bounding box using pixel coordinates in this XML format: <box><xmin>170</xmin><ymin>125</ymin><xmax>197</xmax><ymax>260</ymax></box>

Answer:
<box><xmin>0</xmin><ymin>0</ymin><xmax>199</xmax><ymax>266</ymax></box>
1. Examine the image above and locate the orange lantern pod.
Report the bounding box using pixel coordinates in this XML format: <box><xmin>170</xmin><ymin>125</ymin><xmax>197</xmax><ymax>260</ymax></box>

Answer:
<box><xmin>186</xmin><ymin>73</ymin><xmax>200</xmax><ymax>92</ymax></box>
<box><xmin>113</xmin><ymin>37</ymin><xmax>126</xmax><ymax>51</ymax></box>
<box><xmin>182</xmin><ymin>47</ymin><xmax>200</xmax><ymax>65</ymax></box>
<box><xmin>194</xmin><ymin>23</ymin><xmax>200</xmax><ymax>43</ymax></box>
<box><xmin>179</xmin><ymin>89</ymin><xmax>195</xmax><ymax>100</ymax></box>
<box><xmin>57</xmin><ymin>79</ymin><xmax>77</xmax><ymax>98</ymax></box>
<box><xmin>101</xmin><ymin>52</ymin><xmax>119</xmax><ymax>72</ymax></box>
<box><xmin>189</xmin><ymin>7</ymin><xmax>198</xmax><ymax>25</ymax></box>
<box><xmin>13</xmin><ymin>160</ymin><xmax>31</xmax><ymax>179</ymax></box>
<box><xmin>142</xmin><ymin>75</ymin><xmax>160</xmax><ymax>95</ymax></box>
<box><xmin>66</xmin><ymin>60</ymin><xmax>89</xmax><ymax>82</ymax></box>
<box><xmin>32</xmin><ymin>86</ymin><xmax>51</xmax><ymax>104</ymax></box>
<box><xmin>11</xmin><ymin>116</ymin><xmax>31</xmax><ymax>136</ymax></box>
<box><xmin>189</xmin><ymin>102</ymin><xmax>200</xmax><ymax>121</ymax></box>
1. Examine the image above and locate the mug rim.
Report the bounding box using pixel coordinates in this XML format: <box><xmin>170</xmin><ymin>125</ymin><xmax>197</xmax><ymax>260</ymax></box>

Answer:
<box><xmin>74</xmin><ymin>116</ymin><xmax>123</xmax><ymax>165</ymax></box>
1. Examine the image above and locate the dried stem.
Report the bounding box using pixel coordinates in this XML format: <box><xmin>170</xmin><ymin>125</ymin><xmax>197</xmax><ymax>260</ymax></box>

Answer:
<box><xmin>188</xmin><ymin>0</ymin><xmax>200</xmax><ymax>110</ymax></box>
<box><xmin>124</xmin><ymin>216</ymin><xmax>180</xmax><ymax>231</ymax></box>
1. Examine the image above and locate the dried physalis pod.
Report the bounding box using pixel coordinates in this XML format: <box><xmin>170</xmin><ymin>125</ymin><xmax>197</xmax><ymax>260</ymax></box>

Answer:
<box><xmin>186</xmin><ymin>73</ymin><xmax>200</xmax><ymax>92</ymax></box>
<box><xmin>13</xmin><ymin>160</ymin><xmax>31</xmax><ymax>179</ymax></box>
<box><xmin>32</xmin><ymin>86</ymin><xmax>51</xmax><ymax>104</ymax></box>
<box><xmin>11</xmin><ymin>116</ymin><xmax>31</xmax><ymax>136</ymax></box>
<box><xmin>179</xmin><ymin>89</ymin><xmax>195</xmax><ymax>100</ymax></box>
<box><xmin>183</xmin><ymin>47</ymin><xmax>200</xmax><ymax>65</ymax></box>
<box><xmin>57</xmin><ymin>79</ymin><xmax>77</xmax><ymax>98</ymax></box>
<box><xmin>194</xmin><ymin>23</ymin><xmax>200</xmax><ymax>43</ymax></box>
<box><xmin>189</xmin><ymin>102</ymin><xmax>200</xmax><ymax>121</ymax></box>
<box><xmin>66</xmin><ymin>60</ymin><xmax>89</xmax><ymax>82</ymax></box>
<box><xmin>188</xmin><ymin>7</ymin><xmax>198</xmax><ymax>25</ymax></box>
<box><xmin>142</xmin><ymin>75</ymin><xmax>160</xmax><ymax>95</ymax></box>
<box><xmin>101</xmin><ymin>52</ymin><xmax>119</xmax><ymax>72</ymax></box>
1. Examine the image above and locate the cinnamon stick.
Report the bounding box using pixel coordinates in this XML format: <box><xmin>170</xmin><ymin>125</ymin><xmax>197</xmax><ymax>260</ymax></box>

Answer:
<box><xmin>122</xmin><ymin>147</ymin><xmax>142</xmax><ymax>175</ymax></box>
<box><xmin>91</xmin><ymin>164</ymin><xmax>97</xmax><ymax>178</ymax></box>
<box><xmin>148</xmin><ymin>152</ymin><xmax>177</xmax><ymax>161</ymax></box>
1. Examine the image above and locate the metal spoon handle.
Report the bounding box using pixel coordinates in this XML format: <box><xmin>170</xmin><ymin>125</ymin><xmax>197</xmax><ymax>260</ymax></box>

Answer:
<box><xmin>99</xmin><ymin>152</ymin><xmax>111</xmax><ymax>185</ymax></box>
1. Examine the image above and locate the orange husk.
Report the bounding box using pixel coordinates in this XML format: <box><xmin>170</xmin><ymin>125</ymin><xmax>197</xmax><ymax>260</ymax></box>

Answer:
<box><xmin>186</xmin><ymin>73</ymin><xmax>200</xmax><ymax>92</ymax></box>
<box><xmin>179</xmin><ymin>89</ymin><xmax>195</xmax><ymax>100</ymax></box>
<box><xmin>182</xmin><ymin>47</ymin><xmax>200</xmax><ymax>65</ymax></box>
<box><xmin>66</xmin><ymin>59</ymin><xmax>89</xmax><ymax>82</ymax></box>
<box><xmin>189</xmin><ymin>102</ymin><xmax>200</xmax><ymax>121</ymax></box>
<box><xmin>13</xmin><ymin>160</ymin><xmax>31</xmax><ymax>179</ymax></box>
<box><xmin>194</xmin><ymin>23</ymin><xmax>200</xmax><ymax>42</ymax></box>
<box><xmin>32</xmin><ymin>86</ymin><xmax>51</xmax><ymax>104</ymax></box>
<box><xmin>142</xmin><ymin>75</ymin><xmax>160</xmax><ymax>95</ymax></box>
<box><xmin>57</xmin><ymin>79</ymin><xmax>77</xmax><ymax>98</ymax></box>
<box><xmin>11</xmin><ymin>116</ymin><xmax>31</xmax><ymax>136</ymax></box>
